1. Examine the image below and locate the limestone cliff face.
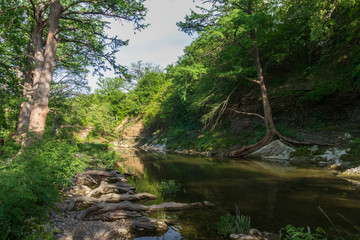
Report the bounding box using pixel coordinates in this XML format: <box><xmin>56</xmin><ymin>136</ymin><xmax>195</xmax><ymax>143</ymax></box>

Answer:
<box><xmin>113</xmin><ymin>118</ymin><xmax>151</xmax><ymax>148</ymax></box>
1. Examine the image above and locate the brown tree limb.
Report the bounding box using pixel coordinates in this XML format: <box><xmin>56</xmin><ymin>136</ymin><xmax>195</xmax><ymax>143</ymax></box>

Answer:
<box><xmin>230</xmin><ymin>109</ymin><xmax>264</xmax><ymax>120</ymax></box>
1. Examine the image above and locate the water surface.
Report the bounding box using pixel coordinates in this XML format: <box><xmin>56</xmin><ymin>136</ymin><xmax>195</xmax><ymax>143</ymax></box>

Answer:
<box><xmin>117</xmin><ymin>150</ymin><xmax>360</xmax><ymax>239</ymax></box>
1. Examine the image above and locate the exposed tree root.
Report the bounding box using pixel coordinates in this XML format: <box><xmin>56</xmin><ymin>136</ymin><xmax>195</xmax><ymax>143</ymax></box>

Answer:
<box><xmin>76</xmin><ymin>200</ymin><xmax>212</xmax><ymax>221</ymax></box>
<box><xmin>230</xmin><ymin>130</ymin><xmax>274</xmax><ymax>158</ymax></box>
<box><xmin>75</xmin><ymin>173</ymin><xmax>98</xmax><ymax>185</ymax></box>
<box><xmin>128</xmin><ymin>216</ymin><xmax>168</xmax><ymax>232</ymax></box>
<box><xmin>277</xmin><ymin>134</ymin><xmax>334</xmax><ymax>148</ymax></box>
<box><xmin>87</xmin><ymin>181</ymin><xmax>135</xmax><ymax>197</ymax></box>
<box><xmin>230</xmin><ymin>130</ymin><xmax>334</xmax><ymax>158</ymax></box>
<box><xmin>82</xmin><ymin>170</ymin><xmax>128</xmax><ymax>182</ymax></box>
<box><xmin>68</xmin><ymin>192</ymin><xmax>157</xmax><ymax>210</ymax></box>
<box><xmin>86</xmin><ymin>210</ymin><xmax>143</xmax><ymax>221</ymax></box>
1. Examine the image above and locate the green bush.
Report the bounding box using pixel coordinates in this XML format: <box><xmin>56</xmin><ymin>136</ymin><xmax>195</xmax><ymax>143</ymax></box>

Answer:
<box><xmin>0</xmin><ymin>138</ymin><xmax>88</xmax><ymax>239</ymax></box>
<box><xmin>279</xmin><ymin>225</ymin><xmax>327</xmax><ymax>240</ymax></box>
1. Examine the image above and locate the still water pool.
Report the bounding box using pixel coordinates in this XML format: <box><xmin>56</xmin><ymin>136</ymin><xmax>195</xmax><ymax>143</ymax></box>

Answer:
<box><xmin>117</xmin><ymin>149</ymin><xmax>360</xmax><ymax>239</ymax></box>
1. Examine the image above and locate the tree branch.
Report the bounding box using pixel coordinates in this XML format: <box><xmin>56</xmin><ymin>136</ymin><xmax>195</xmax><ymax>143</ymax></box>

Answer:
<box><xmin>234</xmin><ymin>24</ymin><xmax>254</xmax><ymax>57</ymax></box>
<box><xmin>248</xmin><ymin>78</ymin><xmax>261</xmax><ymax>84</ymax></box>
<box><xmin>63</xmin><ymin>11</ymin><xmax>132</xmax><ymax>21</ymax></box>
<box><xmin>29</xmin><ymin>0</ymin><xmax>37</xmax><ymax>19</ymax></box>
<box><xmin>62</xmin><ymin>0</ymin><xmax>102</xmax><ymax>13</ymax></box>
<box><xmin>0</xmin><ymin>5</ymin><xmax>28</xmax><ymax>13</ymax></box>
<box><xmin>230</xmin><ymin>109</ymin><xmax>264</xmax><ymax>120</ymax></box>
<box><xmin>61</xmin><ymin>39</ymin><xmax>117</xmax><ymax>70</ymax></box>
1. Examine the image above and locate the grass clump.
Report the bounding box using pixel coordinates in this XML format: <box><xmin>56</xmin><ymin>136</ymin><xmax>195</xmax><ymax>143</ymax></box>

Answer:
<box><xmin>216</xmin><ymin>207</ymin><xmax>251</xmax><ymax>237</ymax></box>
<box><xmin>156</xmin><ymin>179</ymin><xmax>182</xmax><ymax>197</ymax></box>
<box><xmin>0</xmin><ymin>137</ymin><xmax>88</xmax><ymax>239</ymax></box>
<box><xmin>319</xmin><ymin>207</ymin><xmax>360</xmax><ymax>240</ymax></box>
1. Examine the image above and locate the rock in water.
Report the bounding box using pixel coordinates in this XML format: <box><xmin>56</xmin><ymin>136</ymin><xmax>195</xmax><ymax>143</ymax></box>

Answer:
<box><xmin>249</xmin><ymin>140</ymin><xmax>295</xmax><ymax>160</ymax></box>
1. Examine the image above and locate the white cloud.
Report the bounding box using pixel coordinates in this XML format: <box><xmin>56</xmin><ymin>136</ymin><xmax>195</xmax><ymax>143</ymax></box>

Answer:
<box><xmin>88</xmin><ymin>0</ymin><xmax>207</xmax><ymax>91</ymax></box>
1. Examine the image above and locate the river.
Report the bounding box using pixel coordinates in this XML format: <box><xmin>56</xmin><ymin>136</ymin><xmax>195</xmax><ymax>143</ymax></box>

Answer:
<box><xmin>116</xmin><ymin>149</ymin><xmax>360</xmax><ymax>239</ymax></box>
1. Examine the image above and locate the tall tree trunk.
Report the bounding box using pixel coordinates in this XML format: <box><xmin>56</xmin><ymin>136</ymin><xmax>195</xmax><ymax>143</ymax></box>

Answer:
<box><xmin>230</xmin><ymin>31</ymin><xmax>278</xmax><ymax>157</ymax></box>
<box><xmin>17</xmin><ymin>6</ymin><xmax>45</xmax><ymax>134</ymax></box>
<box><xmin>28</xmin><ymin>0</ymin><xmax>62</xmax><ymax>136</ymax></box>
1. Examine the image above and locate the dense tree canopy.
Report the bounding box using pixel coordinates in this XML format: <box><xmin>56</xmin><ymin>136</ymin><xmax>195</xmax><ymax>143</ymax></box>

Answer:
<box><xmin>0</xmin><ymin>0</ymin><xmax>147</xmax><ymax>136</ymax></box>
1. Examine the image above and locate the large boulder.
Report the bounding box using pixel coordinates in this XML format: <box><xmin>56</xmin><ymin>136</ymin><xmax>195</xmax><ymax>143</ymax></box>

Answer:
<box><xmin>248</xmin><ymin>140</ymin><xmax>295</xmax><ymax>160</ymax></box>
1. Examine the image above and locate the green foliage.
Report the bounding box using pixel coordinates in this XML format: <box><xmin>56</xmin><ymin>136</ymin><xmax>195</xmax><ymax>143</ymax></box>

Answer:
<box><xmin>156</xmin><ymin>180</ymin><xmax>182</xmax><ymax>197</ymax></box>
<box><xmin>279</xmin><ymin>225</ymin><xmax>327</xmax><ymax>240</ymax></box>
<box><xmin>216</xmin><ymin>210</ymin><xmax>251</xmax><ymax>237</ymax></box>
<box><xmin>0</xmin><ymin>130</ymin><xmax>21</xmax><ymax>162</ymax></box>
<box><xmin>77</xmin><ymin>143</ymin><xmax>123</xmax><ymax>169</ymax></box>
<box><xmin>340</xmin><ymin>138</ymin><xmax>360</xmax><ymax>162</ymax></box>
<box><xmin>0</xmin><ymin>137</ymin><xmax>88</xmax><ymax>239</ymax></box>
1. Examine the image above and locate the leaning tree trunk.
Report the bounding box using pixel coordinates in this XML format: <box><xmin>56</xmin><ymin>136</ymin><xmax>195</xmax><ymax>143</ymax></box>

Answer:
<box><xmin>28</xmin><ymin>0</ymin><xmax>62</xmax><ymax>136</ymax></box>
<box><xmin>230</xmin><ymin>31</ymin><xmax>278</xmax><ymax>157</ymax></box>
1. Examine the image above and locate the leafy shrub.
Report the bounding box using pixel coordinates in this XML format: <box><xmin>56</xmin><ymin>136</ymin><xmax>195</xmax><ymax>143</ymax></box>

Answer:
<box><xmin>0</xmin><ymin>138</ymin><xmax>88</xmax><ymax>239</ymax></box>
<box><xmin>279</xmin><ymin>225</ymin><xmax>327</xmax><ymax>240</ymax></box>
<box><xmin>216</xmin><ymin>209</ymin><xmax>251</xmax><ymax>237</ymax></box>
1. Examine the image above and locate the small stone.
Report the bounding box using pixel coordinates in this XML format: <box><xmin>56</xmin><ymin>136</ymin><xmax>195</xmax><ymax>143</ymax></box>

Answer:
<box><xmin>230</xmin><ymin>233</ymin><xmax>244</xmax><ymax>239</ymax></box>
<box><xmin>249</xmin><ymin>228</ymin><xmax>262</xmax><ymax>236</ymax></box>
<box><xmin>328</xmin><ymin>164</ymin><xmax>342</xmax><ymax>170</ymax></box>
<box><xmin>203</xmin><ymin>201</ymin><xmax>215</xmax><ymax>207</ymax></box>
<box><xmin>239</xmin><ymin>235</ymin><xmax>259</xmax><ymax>240</ymax></box>
<box><xmin>117</xmin><ymin>227</ymin><xmax>128</xmax><ymax>235</ymax></box>
<box><xmin>96</xmin><ymin>229</ymin><xmax>106</xmax><ymax>236</ymax></box>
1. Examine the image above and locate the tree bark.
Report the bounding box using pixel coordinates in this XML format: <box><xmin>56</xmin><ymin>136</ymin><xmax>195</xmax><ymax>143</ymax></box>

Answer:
<box><xmin>17</xmin><ymin>68</ymin><xmax>33</xmax><ymax>133</ymax></box>
<box><xmin>28</xmin><ymin>0</ymin><xmax>63</xmax><ymax>136</ymax></box>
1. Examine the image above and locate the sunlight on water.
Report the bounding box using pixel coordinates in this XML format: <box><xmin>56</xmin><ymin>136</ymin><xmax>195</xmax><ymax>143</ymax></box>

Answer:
<box><xmin>117</xmin><ymin>149</ymin><xmax>360</xmax><ymax>240</ymax></box>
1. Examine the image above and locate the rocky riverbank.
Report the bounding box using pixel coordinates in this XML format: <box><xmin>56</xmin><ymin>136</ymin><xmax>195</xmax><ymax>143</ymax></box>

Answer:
<box><xmin>50</xmin><ymin>169</ymin><xmax>213</xmax><ymax>240</ymax></box>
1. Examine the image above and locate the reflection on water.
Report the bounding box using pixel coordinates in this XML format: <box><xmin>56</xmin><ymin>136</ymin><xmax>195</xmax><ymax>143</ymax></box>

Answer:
<box><xmin>117</xmin><ymin>149</ymin><xmax>360</xmax><ymax>240</ymax></box>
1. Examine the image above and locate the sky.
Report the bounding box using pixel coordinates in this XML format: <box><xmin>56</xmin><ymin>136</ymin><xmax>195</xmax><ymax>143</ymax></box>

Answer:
<box><xmin>87</xmin><ymin>0</ymin><xmax>205</xmax><ymax>91</ymax></box>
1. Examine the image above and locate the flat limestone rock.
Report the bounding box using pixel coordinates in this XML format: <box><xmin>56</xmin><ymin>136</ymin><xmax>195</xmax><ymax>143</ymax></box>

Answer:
<box><xmin>249</xmin><ymin>140</ymin><xmax>295</xmax><ymax>160</ymax></box>
<box><xmin>58</xmin><ymin>220</ymin><xmax>130</xmax><ymax>240</ymax></box>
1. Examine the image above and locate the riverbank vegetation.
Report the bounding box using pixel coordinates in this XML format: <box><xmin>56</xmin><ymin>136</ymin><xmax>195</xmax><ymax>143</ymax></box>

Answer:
<box><xmin>1</xmin><ymin>0</ymin><xmax>360</xmax><ymax>239</ymax></box>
